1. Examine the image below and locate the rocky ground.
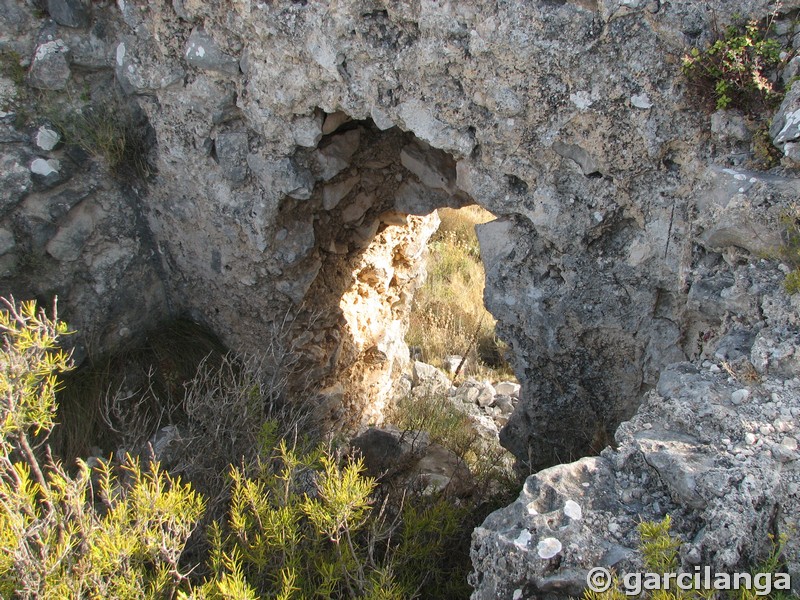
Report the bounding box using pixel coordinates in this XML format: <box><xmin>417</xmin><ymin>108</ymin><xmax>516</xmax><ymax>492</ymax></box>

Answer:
<box><xmin>471</xmin><ymin>261</ymin><xmax>800</xmax><ymax>599</ymax></box>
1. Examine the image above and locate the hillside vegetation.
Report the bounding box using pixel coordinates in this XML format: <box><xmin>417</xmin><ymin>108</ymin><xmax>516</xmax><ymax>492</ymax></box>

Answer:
<box><xmin>406</xmin><ymin>206</ymin><xmax>513</xmax><ymax>381</ymax></box>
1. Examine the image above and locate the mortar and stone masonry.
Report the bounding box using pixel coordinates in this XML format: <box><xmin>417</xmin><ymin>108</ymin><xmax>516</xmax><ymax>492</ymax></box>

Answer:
<box><xmin>2</xmin><ymin>0</ymin><xmax>800</xmax><ymax>597</ymax></box>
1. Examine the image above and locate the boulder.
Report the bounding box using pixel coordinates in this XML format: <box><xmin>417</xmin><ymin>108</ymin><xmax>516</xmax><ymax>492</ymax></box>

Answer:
<box><xmin>411</xmin><ymin>361</ymin><xmax>450</xmax><ymax>397</ymax></box>
<box><xmin>28</xmin><ymin>40</ymin><xmax>71</xmax><ymax>90</ymax></box>
<box><xmin>184</xmin><ymin>28</ymin><xmax>240</xmax><ymax>75</ymax></box>
<box><xmin>350</xmin><ymin>427</ymin><xmax>472</xmax><ymax>495</ymax></box>
<box><xmin>47</xmin><ymin>0</ymin><xmax>90</xmax><ymax>28</ymax></box>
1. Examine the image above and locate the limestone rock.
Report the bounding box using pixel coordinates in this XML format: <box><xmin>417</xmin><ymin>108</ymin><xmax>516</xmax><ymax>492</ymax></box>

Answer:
<box><xmin>394</xmin><ymin>180</ymin><xmax>453</xmax><ymax>215</ymax></box>
<box><xmin>0</xmin><ymin>227</ymin><xmax>15</xmax><ymax>255</ymax></box>
<box><xmin>184</xmin><ymin>27</ymin><xmax>239</xmax><ymax>75</ymax></box>
<box><xmin>398</xmin><ymin>99</ymin><xmax>474</xmax><ymax>157</ymax></box>
<box><xmin>273</xmin><ymin>220</ymin><xmax>315</xmax><ymax>267</ymax></box>
<box><xmin>28</xmin><ymin>40</ymin><xmax>71</xmax><ymax>90</ymax></box>
<box><xmin>145</xmin><ymin>425</ymin><xmax>183</xmax><ymax>468</ymax></box>
<box><xmin>472</xmin><ymin>351</ymin><xmax>800</xmax><ymax>598</ymax></box>
<box><xmin>476</xmin><ymin>383</ymin><xmax>495</xmax><ymax>408</ymax></box>
<box><xmin>30</xmin><ymin>157</ymin><xmax>66</xmax><ymax>188</ymax></box>
<box><xmin>5</xmin><ymin>4</ymin><xmax>800</xmax><ymax>595</ymax></box>
<box><xmin>115</xmin><ymin>39</ymin><xmax>184</xmax><ymax>94</ymax></box>
<box><xmin>35</xmin><ymin>125</ymin><xmax>60</xmax><ymax>151</ymax></box>
<box><xmin>495</xmin><ymin>395</ymin><xmax>515</xmax><ymax>415</ymax></box>
<box><xmin>47</xmin><ymin>0</ymin><xmax>90</xmax><ymax>28</ymax></box>
<box><xmin>247</xmin><ymin>154</ymin><xmax>314</xmax><ymax>200</ymax></box>
<box><xmin>314</xmin><ymin>129</ymin><xmax>360</xmax><ymax>181</ymax></box>
<box><xmin>322</xmin><ymin>111</ymin><xmax>351</xmax><ymax>135</ymax></box>
<box><xmin>292</xmin><ymin>113</ymin><xmax>324</xmax><ymax>148</ymax></box>
<box><xmin>411</xmin><ymin>361</ymin><xmax>450</xmax><ymax>397</ymax></box>
<box><xmin>400</xmin><ymin>140</ymin><xmax>457</xmax><ymax>192</ymax></box>
<box><xmin>341</xmin><ymin>192</ymin><xmax>373</xmax><ymax>223</ymax></box>
<box><xmin>495</xmin><ymin>381</ymin><xmax>520</xmax><ymax>397</ymax></box>
<box><xmin>771</xmin><ymin>80</ymin><xmax>800</xmax><ymax>160</ymax></box>
<box><xmin>45</xmin><ymin>199</ymin><xmax>103</xmax><ymax>261</ymax></box>
<box><xmin>214</xmin><ymin>132</ymin><xmax>249</xmax><ymax>185</ymax></box>
<box><xmin>322</xmin><ymin>175</ymin><xmax>359</xmax><ymax>210</ymax></box>
<box><xmin>710</xmin><ymin>110</ymin><xmax>752</xmax><ymax>142</ymax></box>
<box><xmin>0</xmin><ymin>151</ymin><xmax>32</xmax><ymax>216</ymax></box>
<box><xmin>443</xmin><ymin>355</ymin><xmax>463</xmax><ymax>373</ymax></box>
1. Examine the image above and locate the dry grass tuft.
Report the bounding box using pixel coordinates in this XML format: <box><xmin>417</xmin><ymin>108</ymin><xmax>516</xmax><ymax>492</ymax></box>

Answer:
<box><xmin>407</xmin><ymin>206</ymin><xmax>514</xmax><ymax>380</ymax></box>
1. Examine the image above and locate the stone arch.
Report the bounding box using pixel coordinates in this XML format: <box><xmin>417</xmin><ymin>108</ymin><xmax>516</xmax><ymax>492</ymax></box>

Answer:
<box><xmin>251</xmin><ymin>113</ymin><xmax>485</xmax><ymax>430</ymax></box>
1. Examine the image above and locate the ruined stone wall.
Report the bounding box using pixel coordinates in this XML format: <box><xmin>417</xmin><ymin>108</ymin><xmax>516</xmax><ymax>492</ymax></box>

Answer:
<box><xmin>4</xmin><ymin>1</ymin><xmax>800</xmax><ymax>594</ymax></box>
<box><xmin>3</xmin><ymin>0</ymin><xmax>799</xmax><ymax>454</ymax></box>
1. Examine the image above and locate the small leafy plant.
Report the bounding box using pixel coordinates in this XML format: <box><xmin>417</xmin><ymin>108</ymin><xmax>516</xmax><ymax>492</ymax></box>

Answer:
<box><xmin>584</xmin><ymin>516</ymin><xmax>796</xmax><ymax>600</ymax></box>
<box><xmin>682</xmin><ymin>17</ymin><xmax>785</xmax><ymax>114</ymax></box>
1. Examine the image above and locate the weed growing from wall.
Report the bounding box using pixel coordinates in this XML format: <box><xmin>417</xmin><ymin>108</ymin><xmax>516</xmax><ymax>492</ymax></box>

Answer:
<box><xmin>46</xmin><ymin>99</ymin><xmax>156</xmax><ymax>182</ymax></box>
<box><xmin>0</xmin><ymin>52</ymin><xmax>156</xmax><ymax>183</ymax></box>
<box><xmin>682</xmin><ymin>17</ymin><xmax>784</xmax><ymax>115</ymax></box>
<box><xmin>0</xmin><ymin>49</ymin><xmax>25</xmax><ymax>88</ymax></box>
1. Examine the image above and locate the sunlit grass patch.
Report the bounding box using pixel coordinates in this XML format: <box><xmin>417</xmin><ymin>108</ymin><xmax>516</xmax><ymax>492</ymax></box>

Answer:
<box><xmin>407</xmin><ymin>206</ymin><xmax>514</xmax><ymax>381</ymax></box>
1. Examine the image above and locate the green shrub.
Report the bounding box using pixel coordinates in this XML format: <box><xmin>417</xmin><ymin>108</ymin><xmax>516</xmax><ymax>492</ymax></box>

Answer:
<box><xmin>388</xmin><ymin>392</ymin><xmax>479</xmax><ymax>460</ymax></box>
<box><xmin>0</xmin><ymin>298</ymin><xmax>204</xmax><ymax>598</ymax></box>
<box><xmin>1</xmin><ymin>296</ymin><xmax>505</xmax><ymax>599</ymax></box>
<box><xmin>682</xmin><ymin>17</ymin><xmax>784</xmax><ymax>114</ymax></box>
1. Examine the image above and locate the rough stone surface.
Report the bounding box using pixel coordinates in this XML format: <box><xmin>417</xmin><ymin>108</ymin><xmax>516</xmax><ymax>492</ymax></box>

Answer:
<box><xmin>214</xmin><ymin>132</ymin><xmax>249</xmax><ymax>185</ymax></box>
<box><xmin>184</xmin><ymin>27</ymin><xmax>240</xmax><ymax>75</ymax></box>
<box><xmin>411</xmin><ymin>361</ymin><xmax>451</xmax><ymax>397</ymax></box>
<box><xmin>771</xmin><ymin>80</ymin><xmax>800</xmax><ymax>160</ymax></box>
<box><xmin>35</xmin><ymin>126</ymin><xmax>60</xmax><ymax>151</ymax></box>
<box><xmin>28</xmin><ymin>40</ymin><xmax>71</xmax><ymax>90</ymax></box>
<box><xmin>47</xmin><ymin>0</ymin><xmax>90</xmax><ymax>29</ymax></box>
<box><xmin>3</xmin><ymin>2</ymin><xmax>800</xmax><ymax>596</ymax></box>
<box><xmin>472</xmin><ymin>265</ymin><xmax>800</xmax><ymax>599</ymax></box>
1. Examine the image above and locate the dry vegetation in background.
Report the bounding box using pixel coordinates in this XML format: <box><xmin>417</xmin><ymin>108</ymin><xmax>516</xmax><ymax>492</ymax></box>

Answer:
<box><xmin>406</xmin><ymin>206</ymin><xmax>514</xmax><ymax>381</ymax></box>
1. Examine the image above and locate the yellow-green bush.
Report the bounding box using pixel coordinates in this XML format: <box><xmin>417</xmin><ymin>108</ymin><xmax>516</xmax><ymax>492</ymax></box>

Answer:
<box><xmin>1</xmin><ymin>296</ymin><xmax>507</xmax><ymax>599</ymax></box>
<box><xmin>0</xmin><ymin>298</ymin><xmax>204</xmax><ymax>598</ymax></box>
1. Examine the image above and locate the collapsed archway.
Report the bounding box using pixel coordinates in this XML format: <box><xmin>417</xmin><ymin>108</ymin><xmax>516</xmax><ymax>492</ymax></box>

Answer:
<box><xmin>258</xmin><ymin>110</ymin><xmax>659</xmax><ymax>472</ymax></box>
<box><xmin>266</xmin><ymin>114</ymin><xmax>481</xmax><ymax>429</ymax></box>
